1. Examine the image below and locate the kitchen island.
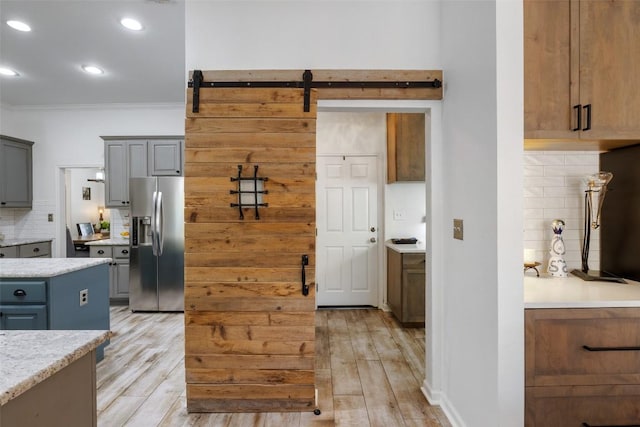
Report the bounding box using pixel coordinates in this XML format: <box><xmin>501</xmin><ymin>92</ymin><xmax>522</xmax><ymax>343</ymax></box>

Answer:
<box><xmin>0</xmin><ymin>330</ymin><xmax>110</xmax><ymax>427</ymax></box>
<box><xmin>524</xmin><ymin>274</ymin><xmax>640</xmax><ymax>426</ymax></box>
<box><xmin>0</xmin><ymin>258</ymin><xmax>111</xmax><ymax>360</ymax></box>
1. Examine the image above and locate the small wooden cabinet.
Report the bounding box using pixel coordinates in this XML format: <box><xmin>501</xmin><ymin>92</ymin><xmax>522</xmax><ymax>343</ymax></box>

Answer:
<box><xmin>525</xmin><ymin>307</ymin><xmax>640</xmax><ymax>426</ymax></box>
<box><xmin>386</xmin><ymin>113</ymin><xmax>425</xmax><ymax>182</ymax></box>
<box><xmin>524</xmin><ymin>0</ymin><xmax>640</xmax><ymax>147</ymax></box>
<box><xmin>0</xmin><ymin>135</ymin><xmax>33</xmax><ymax>208</ymax></box>
<box><xmin>387</xmin><ymin>248</ymin><xmax>425</xmax><ymax>326</ymax></box>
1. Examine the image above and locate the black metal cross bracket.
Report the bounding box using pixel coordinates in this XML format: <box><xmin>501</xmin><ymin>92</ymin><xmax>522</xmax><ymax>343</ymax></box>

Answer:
<box><xmin>230</xmin><ymin>165</ymin><xmax>268</xmax><ymax>220</ymax></box>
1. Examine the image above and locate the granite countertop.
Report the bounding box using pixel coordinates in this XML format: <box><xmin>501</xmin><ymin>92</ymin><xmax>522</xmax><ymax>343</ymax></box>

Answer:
<box><xmin>0</xmin><ymin>330</ymin><xmax>110</xmax><ymax>405</ymax></box>
<box><xmin>85</xmin><ymin>237</ymin><xmax>130</xmax><ymax>246</ymax></box>
<box><xmin>524</xmin><ymin>274</ymin><xmax>640</xmax><ymax>309</ymax></box>
<box><xmin>385</xmin><ymin>240</ymin><xmax>426</xmax><ymax>254</ymax></box>
<box><xmin>0</xmin><ymin>258</ymin><xmax>110</xmax><ymax>278</ymax></box>
<box><xmin>0</xmin><ymin>238</ymin><xmax>54</xmax><ymax>248</ymax></box>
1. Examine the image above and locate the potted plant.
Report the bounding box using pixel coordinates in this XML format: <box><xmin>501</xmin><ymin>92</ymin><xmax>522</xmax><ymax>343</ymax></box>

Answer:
<box><xmin>100</xmin><ymin>221</ymin><xmax>110</xmax><ymax>237</ymax></box>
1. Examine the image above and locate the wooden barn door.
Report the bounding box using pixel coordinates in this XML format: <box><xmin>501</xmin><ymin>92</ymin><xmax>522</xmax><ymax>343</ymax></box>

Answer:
<box><xmin>184</xmin><ymin>84</ymin><xmax>317</xmax><ymax>412</ymax></box>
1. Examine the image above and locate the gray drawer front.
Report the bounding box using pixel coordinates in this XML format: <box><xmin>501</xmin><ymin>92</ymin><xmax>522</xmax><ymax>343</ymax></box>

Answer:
<box><xmin>19</xmin><ymin>242</ymin><xmax>51</xmax><ymax>258</ymax></box>
<box><xmin>113</xmin><ymin>246</ymin><xmax>130</xmax><ymax>259</ymax></box>
<box><xmin>0</xmin><ymin>246</ymin><xmax>18</xmax><ymax>258</ymax></box>
<box><xmin>0</xmin><ymin>281</ymin><xmax>47</xmax><ymax>304</ymax></box>
<box><xmin>90</xmin><ymin>246</ymin><xmax>112</xmax><ymax>258</ymax></box>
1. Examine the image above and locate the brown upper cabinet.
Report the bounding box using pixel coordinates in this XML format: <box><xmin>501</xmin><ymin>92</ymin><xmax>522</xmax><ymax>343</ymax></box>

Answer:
<box><xmin>387</xmin><ymin>113</ymin><xmax>425</xmax><ymax>182</ymax></box>
<box><xmin>524</xmin><ymin>0</ymin><xmax>640</xmax><ymax>149</ymax></box>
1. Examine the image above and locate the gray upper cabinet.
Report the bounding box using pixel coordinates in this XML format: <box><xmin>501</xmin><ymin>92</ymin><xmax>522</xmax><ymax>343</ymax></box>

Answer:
<box><xmin>105</xmin><ymin>139</ymin><xmax>164</xmax><ymax>207</ymax></box>
<box><xmin>0</xmin><ymin>135</ymin><xmax>34</xmax><ymax>209</ymax></box>
<box><xmin>148</xmin><ymin>139</ymin><xmax>182</xmax><ymax>176</ymax></box>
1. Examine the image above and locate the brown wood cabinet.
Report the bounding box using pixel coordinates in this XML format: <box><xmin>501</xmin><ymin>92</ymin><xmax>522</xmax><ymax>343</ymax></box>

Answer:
<box><xmin>387</xmin><ymin>249</ymin><xmax>425</xmax><ymax>326</ymax></box>
<box><xmin>386</xmin><ymin>113</ymin><xmax>425</xmax><ymax>182</ymax></box>
<box><xmin>525</xmin><ymin>307</ymin><xmax>640</xmax><ymax>426</ymax></box>
<box><xmin>524</xmin><ymin>0</ymin><xmax>640</xmax><ymax>150</ymax></box>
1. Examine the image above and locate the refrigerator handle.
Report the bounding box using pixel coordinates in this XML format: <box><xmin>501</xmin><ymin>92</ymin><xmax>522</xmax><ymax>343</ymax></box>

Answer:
<box><xmin>151</xmin><ymin>191</ymin><xmax>158</xmax><ymax>256</ymax></box>
<box><xmin>156</xmin><ymin>191</ymin><xmax>164</xmax><ymax>256</ymax></box>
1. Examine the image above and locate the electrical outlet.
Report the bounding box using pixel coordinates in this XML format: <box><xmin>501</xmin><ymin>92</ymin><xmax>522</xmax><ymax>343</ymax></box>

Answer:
<box><xmin>393</xmin><ymin>210</ymin><xmax>406</xmax><ymax>221</ymax></box>
<box><xmin>79</xmin><ymin>289</ymin><xmax>88</xmax><ymax>306</ymax></box>
<box><xmin>453</xmin><ymin>219</ymin><xmax>464</xmax><ymax>240</ymax></box>
<box><xmin>47</xmin><ymin>213</ymin><xmax>53</xmax><ymax>222</ymax></box>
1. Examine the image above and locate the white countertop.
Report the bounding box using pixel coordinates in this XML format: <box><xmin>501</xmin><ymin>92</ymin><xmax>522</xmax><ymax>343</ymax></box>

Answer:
<box><xmin>0</xmin><ymin>330</ymin><xmax>110</xmax><ymax>405</ymax></box>
<box><xmin>524</xmin><ymin>274</ymin><xmax>640</xmax><ymax>309</ymax></box>
<box><xmin>0</xmin><ymin>238</ymin><xmax>53</xmax><ymax>248</ymax></box>
<box><xmin>0</xmin><ymin>258</ymin><xmax>110</xmax><ymax>278</ymax></box>
<box><xmin>385</xmin><ymin>240</ymin><xmax>426</xmax><ymax>254</ymax></box>
<box><xmin>85</xmin><ymin>237</ymin><xmax>130</xmax><ymax>246</ymax></box>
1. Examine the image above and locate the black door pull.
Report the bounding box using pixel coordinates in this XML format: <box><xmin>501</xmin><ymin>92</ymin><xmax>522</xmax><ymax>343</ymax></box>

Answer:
<box><xmin>573</xmin><ymin>104</ymin><xmax>582</xmax><ymax>131</ymax></box>
<box><xmin>13</xmin><ymin>289</ymin><xmax>27</xmax><ymax>297</ymax></box>
<box><xmin>583</xmin><ymin>104</ymin><xmax>592</xmax><ymax>131</ymax></box>
<box><xmin>301</xmin><ymin>255</ymin><xmax>309</xmax><ymax>296</ymax></box>
<box><xmin>583</xmin><ymin>345</ymin><xmax>640</xmax><ymax>352</ymax></box>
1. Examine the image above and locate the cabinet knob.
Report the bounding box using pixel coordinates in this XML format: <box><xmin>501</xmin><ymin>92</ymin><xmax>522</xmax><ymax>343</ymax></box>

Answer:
<box><xmin>13</xmin><ymin>289</ymin><xmax>27</xmax><ymax>297</ymax></box>
<box><xmin>122</xmin><ymin>249</ymin><xmax>129</xmax><ymax>254</ymax></box>
<box><xmin>98</xmin><ymin>250</ymin><xmax>104</xmax><ymax>254</ymax></box>
<box><xmin>121</xmin><ymin>201</ymin><xmax>126</xmax><ymax>204</ymax></box>
<box><xmin>33</xmin><ymin>247</ymin><xmax>40</xmax><ymax>253</ymax></box>
<box><xmin>176</xmin><ymin>170</ymin><xmax>180</xmax><ymax>174</ymax></box>
<box><xmin>0</xmin><ymin>202</ymin><xmax>6</xmax><ymax>205</ymax></box>
<box><xmin>0</xmin><ymin>253</ymin><xmax>4</xmax><ymax>258</ymax></box>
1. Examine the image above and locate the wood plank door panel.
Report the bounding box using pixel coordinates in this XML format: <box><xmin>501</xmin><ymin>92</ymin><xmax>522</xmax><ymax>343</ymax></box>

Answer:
<box><xmin>184</xmin><ymin>85</ymin><xmax>317</xmax><ymax>413</ymax></box>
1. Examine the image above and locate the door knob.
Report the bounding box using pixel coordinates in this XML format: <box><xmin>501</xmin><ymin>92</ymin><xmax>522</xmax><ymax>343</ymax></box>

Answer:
<box><xmin>370</xmin><ymin>227</ymin><xmax>376</xmax><ymax>232</ymax></box>
<box><xmin>370</xmin><ymin>237</ymin><xmax>377</xmax><ymax>243</ymax></box>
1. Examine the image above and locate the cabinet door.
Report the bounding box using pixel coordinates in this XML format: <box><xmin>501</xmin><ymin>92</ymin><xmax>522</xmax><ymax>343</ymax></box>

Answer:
<box><xmin>402</xmin><ymin>268</ymin><xmax>425</xmax><ymax>324</ymax></box>
<box><xmin>0</xmin><ymin>138</ymin><xmax>33</xmax><ymax>208</ymax></box>
<box><xmin>115</xmin><ymin>262</ymin><xmax>129</xmax><ymax>298</ymax></box>
<box><xmin>105</xmin><ymin>141</ymin><xmax>128</xmax><ymax>207</ymax></box>
<box><xmin>387</xmin><ymin>249</ymin><xmax>403</xmax><ymax>319</ymax></box>
<box><xmin>128</xmin><ymin>140</ymin><xmax>148</xmax><ymax>178</ymax></box>
<box><xmin>579</xmin><ymin>0</ymin><xmax>640</xmax><ymax>139</ymax></box>
<box><xmin>523</xmin><ymin>0</ymin><xmax>575</xmax><ymax>139</ymax></box>
<box><xmin>148</xmin><ymin>140</ymin><xmax>182</xmax><ymax>176</ymax></box>
<box><xmin>387</xmin><ymin>114</ymin><xmax>425</xmax><ymax>182</ymax></box>
<box><xmin>0</xmin><ymin>305</ymin><xmax>47</xmax><ymax>330</ymax></box>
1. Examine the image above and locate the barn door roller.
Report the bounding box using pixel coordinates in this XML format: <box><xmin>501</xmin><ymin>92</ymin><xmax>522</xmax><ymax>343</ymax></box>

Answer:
<box><xmin>188</xmin><ymin>69</ymin><xmax>442</xmax><ymax>113</ymax></box>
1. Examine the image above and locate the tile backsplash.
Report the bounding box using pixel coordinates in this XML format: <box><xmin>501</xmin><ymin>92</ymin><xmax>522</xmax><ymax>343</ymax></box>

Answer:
<box><xmin>524</xmin><ymin>151</ymin><xmax>600</xmax><ymax>272</ymax></box>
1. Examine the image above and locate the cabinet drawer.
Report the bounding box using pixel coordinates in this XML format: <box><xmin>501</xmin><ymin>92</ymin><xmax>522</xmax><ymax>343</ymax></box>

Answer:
<box><xmin>525</xmin><ymin>385</ymin><xmax>640</xmax><ymax>427</ymax></box>
<box><xmin>525</xmin><ymin>308</ymin><xmax>640</xmax><ymax>386</ymax></box>
<box><xmin>0</xmin><ymin>281</ymin><xmax>47</xmax><ymax>304</ymax></box>
<box><xmin>90</xmin><ymin>246</ymin><xmax>113</xmax><ymax>258</ymax></box>
<box><xmin>402</xmin><ymin>253</ymin><xmax>425</xmax><ymax>269</ymax></box>
<box><xmin>19</xmin><ymin>242</ymin><xmax>51</xmax><ymax>258</ymax></box>
<box><xmin>113</xmin><ymin>245</ymin><xmax>130</xmax><ymax>259</ymax></box>
<box><xmin>0</xmin><ymin>246</ymin><xmax>18</xmax><ymax>258</ymax></box>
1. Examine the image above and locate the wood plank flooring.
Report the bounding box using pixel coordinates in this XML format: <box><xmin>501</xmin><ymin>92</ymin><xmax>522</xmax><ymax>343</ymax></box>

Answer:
<box><xmin>97</xmin><ymin>307</ymin><xmax>451</xmax><ymax>427</ymax></box>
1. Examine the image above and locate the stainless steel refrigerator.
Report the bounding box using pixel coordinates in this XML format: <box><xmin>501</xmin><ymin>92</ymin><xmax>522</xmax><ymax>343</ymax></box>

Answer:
<box><xmin>129</xmin><ymin>177</ymin><xmax>184</xmax><ymax>311</ymax></box>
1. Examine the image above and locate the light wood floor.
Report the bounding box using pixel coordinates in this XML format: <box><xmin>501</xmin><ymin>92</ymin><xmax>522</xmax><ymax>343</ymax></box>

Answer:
<box><xmin>97</xmin><ymin>306</ymin><xmax>451</xmax><ymax>427</ymax></box>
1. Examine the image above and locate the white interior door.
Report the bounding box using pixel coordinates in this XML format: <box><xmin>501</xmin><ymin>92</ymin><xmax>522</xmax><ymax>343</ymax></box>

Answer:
<box><xmin>316</xmin><ymin>155</ymin><xmax>378</xmax><ymax>306</ymax></box>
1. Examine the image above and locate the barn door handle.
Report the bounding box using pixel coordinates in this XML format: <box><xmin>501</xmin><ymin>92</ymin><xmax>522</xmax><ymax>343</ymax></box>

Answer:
<box><xmin>301</xmin><ymin>254</ymin><xmax>309</xmax><ymax>296</ymax></box>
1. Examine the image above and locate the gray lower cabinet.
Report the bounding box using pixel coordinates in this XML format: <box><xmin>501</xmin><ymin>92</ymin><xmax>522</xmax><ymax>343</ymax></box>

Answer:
<box><xmin>0</xmin><ymin>135</ymin><xmax>33</xmax><ymax>208</ymax></box>
<box><xmin>0</xmin><ymin>241</ymin><xmax>51</xmax><ymax>259</ymax></box>
<box><xmin>90</xmin><ymin>245</ymin><xmax>129</xmax><ymax>303</ymax></box>
<box><xmin>0</xmin><ymin>280</ymin><xmax>47</xmax><ymax>329</ymax></box>
<box><xmin>387</xmin><ymin>249</ymin><xmax>425</xmax><ymax>326</ymax></box>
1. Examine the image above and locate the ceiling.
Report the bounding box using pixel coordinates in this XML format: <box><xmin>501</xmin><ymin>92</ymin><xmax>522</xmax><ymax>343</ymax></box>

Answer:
<box><xmin>0</xmin><ymin>0</ymin><xmax>185</xmax><ymax>107</ymax></box>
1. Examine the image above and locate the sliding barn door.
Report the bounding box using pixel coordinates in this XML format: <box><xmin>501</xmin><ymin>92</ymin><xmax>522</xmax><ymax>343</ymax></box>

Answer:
<box><xmin>184</xmin><ymin>83</ymin><xmax>317</xmax><ymax>412</ymax></box>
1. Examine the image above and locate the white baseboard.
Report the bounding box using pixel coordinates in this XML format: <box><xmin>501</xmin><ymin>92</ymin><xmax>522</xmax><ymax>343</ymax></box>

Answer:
<box><xmin>421</xmin><ymin>380</ymin><xmax>466</xmax><ymax>427</ymax></box>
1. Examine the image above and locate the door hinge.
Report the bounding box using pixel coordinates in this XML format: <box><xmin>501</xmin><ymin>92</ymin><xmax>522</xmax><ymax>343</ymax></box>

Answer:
<box><xmin>316</xmin><ymin>283</ymin><xmax>318</xmax><ymax>292</ymax></box>
<box><xmin>315</xmin><ymin>228</ymin><xmax>317</xmax><ymax>236</ymax></box>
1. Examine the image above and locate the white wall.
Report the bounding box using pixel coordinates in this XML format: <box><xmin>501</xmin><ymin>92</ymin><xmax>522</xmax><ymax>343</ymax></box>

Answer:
<box><xmin>0</xmin><ymin>103</ymin><xmax>183</xmax><ymax>255</ymax></box>
<box><xmin>524</xmin><ymin>151</ymin><xmax>600</xmax><ymax>272</ymax></box>
<box><xmin>439</xmin><ymin>0</ymin><xmax>523</xmax><ymax>425</ymax></box>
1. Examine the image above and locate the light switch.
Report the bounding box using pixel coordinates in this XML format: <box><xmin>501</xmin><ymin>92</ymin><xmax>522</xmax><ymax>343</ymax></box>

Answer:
<box><xmin>393</xmin><ymin>210</ymin><xmax>406</xmax><ymax>221</ymax></box>
<box><xmin>453</xmin><ymin>219</ymin><xmax>463</xmax><ymax>240</ymax></box>
<box><xmin>48</xmin><ymin>213</ymin><xmax>53</xmax><ymax>222</ymax></box>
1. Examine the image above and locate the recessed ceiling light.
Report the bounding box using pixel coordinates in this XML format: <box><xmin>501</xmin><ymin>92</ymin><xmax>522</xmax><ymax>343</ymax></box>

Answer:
<box><xmin>120</xmin><ymin>18</ymin><xmax>143</xmax><ymax>31</ymax></box>
<box><xmin>0</xmin><ymin>67</ymin><xmax>19</xmax><ymax>77</ymax></box>
<box><xmin>6</xmin><ymin>20</ymin><xmax>31</xmax><ymax>32</ymax></box>
<box><xmin>81</xmin><ymin>65</ymin><xmax>104</xmax><ymax>75</ymax></box>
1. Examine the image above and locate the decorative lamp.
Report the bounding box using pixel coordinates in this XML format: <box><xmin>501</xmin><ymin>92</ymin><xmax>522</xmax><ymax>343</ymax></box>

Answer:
<box><xmin>571</xmin><ymin>172</ymin><xmax>625</xmax><ymax>283</ymax></box>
